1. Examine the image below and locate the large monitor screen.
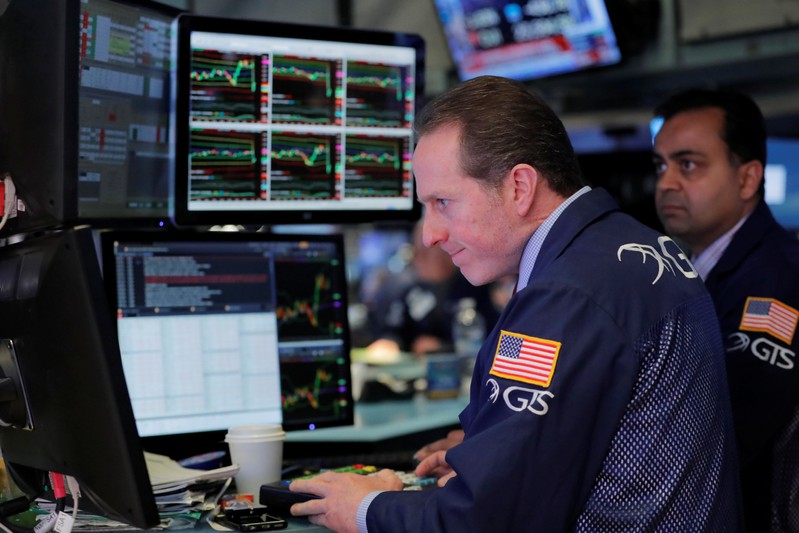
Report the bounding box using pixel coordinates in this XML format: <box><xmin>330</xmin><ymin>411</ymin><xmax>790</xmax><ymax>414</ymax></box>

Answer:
<box><xmin>100</xmin><ymin>230</ymin><xmax>354</xmax><ymax>444</ymax></box>
<box><xmin>171</xmin><ymin>15</ymin><xmax>425</xmax><ymax>226</ymax></box>
<box><xmin>0</xmin><ymin>0</ymin><xmax>179</xmax><ymax>233</ymax></box>
<box><xmin>433</xmin><ymin>0</ymin><xmax>621</xmax><ymax>81</ymax></box>
<box><xmin>78</xmin><ymin>0</ymin><xmax>177</xmax><ymax>221</ymax></box>
<box><xmin>0</xmin><ymin>228</ymin><xmax>158</xmax><ymax>529</ymax></box>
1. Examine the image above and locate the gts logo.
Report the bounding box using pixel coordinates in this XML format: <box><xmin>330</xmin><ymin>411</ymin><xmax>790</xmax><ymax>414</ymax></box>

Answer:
<box><xmin>727</xmin><ymin>332</ymin><xmax>795</xmax><ymax>370</ymax></box>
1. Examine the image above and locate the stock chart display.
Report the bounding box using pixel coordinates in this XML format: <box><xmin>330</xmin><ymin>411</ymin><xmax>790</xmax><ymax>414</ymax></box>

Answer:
<box><xmin>185</xmin><ymin>28</ymin><xmax>418</xmax><ymax>215</ymax></box>
<box><xmin>190</xmin><ymin>50</ymin><xmax>261</xmax><ymax>122</ymax></box>
<box><xmin>108</xmin><ymin>234</ymin><xmax>354</xmax><ymax>432</ymax></box>
<box><xmin>273</xmin><ymin>255</ymin><xmax>346</xmax><ymax>341</ymax></box>
<box><xmin>270</xmin><ymin>56</ymin><xmax>342</xmax><ymax>125</ymax></box>
<box><xmin>345</xmin><ymin>61</ymin><xmax>412</xmax><ymax>128</ymax></box>
<box><xmin>189</xmin><ymin>130</ymin><xmax>263</xmax><ymax>200</ymax></box>
<box><xmin>279</xmin><ymin>351</ymin><xmax>350</xmax><ymax>425</ymax></box>
<box><xmin>271</xmin><ymin>247</ymin><xmax>351</xmax><ymax>428</ymax></box>
<box><xmin>344</xmin><ymin>135</ymin><xmax>411</xmax><ymax>198</ymax></box>
<box><xmin>269</xmin><ymin>132</ymin><xmax>340</xmax><ymax>200</ymax></box>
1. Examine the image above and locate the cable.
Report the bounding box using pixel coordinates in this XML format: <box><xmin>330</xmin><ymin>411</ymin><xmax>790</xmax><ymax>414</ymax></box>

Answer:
<box><xmin>0</xmin><ymin>173</ymin><xmax>16</xmax><ymax>232</ymax></box>
<box><xmin>48</xmin><ymin>474</ymin><xmax>65</xmax><ymax>515</ymax></box>
<box><xmin>64</xmin><ymin>477</ymin><xmax>79</xmax><ymax>525</ymax></box>
<box><xmin>0</xmin><ymin>496</ymin><xmax>33</xmax><ymax>533</ymax></box>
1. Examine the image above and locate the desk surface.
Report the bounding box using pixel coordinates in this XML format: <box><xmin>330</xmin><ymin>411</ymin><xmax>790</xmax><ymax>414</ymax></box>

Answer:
<box><xmin>149</xmin><ymin>393</ymin><xmax>467</xmax><ymax>532</ymax></box>
<box><xmin>286</xmin><ymin>393</ymin><xmax>468</xmax><ymax>444</ymax></box>
<box><xmin>272</xmin><ymin>517</ymin><xmax>328</xmax><ymax>532</ymax></box>
<box><xmin>192</xmin><ymin>517</ymin><xmax>328</xmax><ymax>532</ymax></box>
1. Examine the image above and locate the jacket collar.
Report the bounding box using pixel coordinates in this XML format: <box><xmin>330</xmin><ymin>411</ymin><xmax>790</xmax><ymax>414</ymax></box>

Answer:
<box><xmin>528</xmin><ymin>188</ymin><xmax>620</xmax><ymax>282</ymax></box>
<box><xmin>709</xmin><ymin>200</ymin><xmax>778</xmax><ymax>278</ymax></box>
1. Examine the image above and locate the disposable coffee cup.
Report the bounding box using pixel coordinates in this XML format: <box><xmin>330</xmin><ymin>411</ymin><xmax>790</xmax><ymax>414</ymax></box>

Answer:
<box><xmin>225</xmin><ymin>424</ymin><xmax>285</xmax><ymax>496</ymax></box>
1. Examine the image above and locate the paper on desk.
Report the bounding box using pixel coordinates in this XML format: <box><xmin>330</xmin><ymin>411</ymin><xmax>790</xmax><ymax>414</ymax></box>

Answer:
<box><xmin>33</xmin><ymin>457</ymin><xmax>233</xmax><ymax>530</ymax></box>
<box><xmin>154</xmin><ymin>489</ymin><xmax>204</xmax><ymax>506</ymax></box>
<box><xmin>145</xmin><ymin>452</ymin><xmax>239</xmax><ymax>494</ymax></box>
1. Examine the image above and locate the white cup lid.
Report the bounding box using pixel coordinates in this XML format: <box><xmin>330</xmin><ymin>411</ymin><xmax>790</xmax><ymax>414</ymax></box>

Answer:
<box><xmin>225</xmin><ymin>424</ymin><xmax>285</xmax><ymax>441</ymax></box>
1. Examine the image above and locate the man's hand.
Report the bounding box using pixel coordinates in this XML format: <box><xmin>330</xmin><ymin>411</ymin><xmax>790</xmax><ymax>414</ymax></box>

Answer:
<box><xmin>413</xmin><ymin>429</ymin><xmax>464</xmax><ymax>462</ymax></box>
<box><xmin>414</xmin><ymin>450</ymin><xmax>456</xmax><ymax>485</ymax></box>
<box><xmin>289</xmin><ymin>470</ymin><xmax>403</xmax><ymax>533</ymax></box>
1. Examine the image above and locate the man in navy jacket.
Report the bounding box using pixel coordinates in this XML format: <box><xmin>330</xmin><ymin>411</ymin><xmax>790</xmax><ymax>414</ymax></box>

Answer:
<box><xmin>654</xmin><ymin>88</ymin><xmax>799</xmax><ymax>532</ymax></box>
<box><xmin>290</xmin><ymin>76</ymin><xmax>741</xmax><ymax>532</ymax></box>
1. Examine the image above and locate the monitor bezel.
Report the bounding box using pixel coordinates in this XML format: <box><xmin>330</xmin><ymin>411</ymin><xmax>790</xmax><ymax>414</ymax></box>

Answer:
<box><xmin>98</xmin><ymin>229</ymin><xmax>356</xmax><ymax>446</ymax></box>
<box><xmin>0</xmin><ymin>0</ymin><xmax>183</xmax><ymax>235</ymax></box>
<box><xmin>0</xmin><ymin>227</ymin><xmax>159</xmax><ymax>529</ymax></box>
<box><xmin>170</xmin><ymin>14</ymin><xmax>425</xmax><ymax>227</ymax></box>
<box><xmin>76</xmin><ymin>0</ymin><xmax>184</xmax><ymax>228</ymax></box>
<box><xmin>0</xmin><ymin>0</ymin><xmax>78</xmax><ymax>231</ymax></box>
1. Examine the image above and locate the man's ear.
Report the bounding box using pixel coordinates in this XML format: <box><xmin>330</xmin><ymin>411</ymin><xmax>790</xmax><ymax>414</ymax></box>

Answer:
<box><xmin>509</xmin><ymin>164</ymin><xmax>538</xmax><ymax>217</ymax></box>
<box><xmin>738</xmin><ymin>160</ymin><xmax>763</xmax><ymax>202</ymax></box>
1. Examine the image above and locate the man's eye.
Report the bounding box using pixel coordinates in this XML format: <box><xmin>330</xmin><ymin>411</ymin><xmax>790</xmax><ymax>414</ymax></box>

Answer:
<box><xmin>680</xmin><ymin>160</ymin><xmax>697</xmax><ymax>172</ymax></box>
<box><xmin>437</xmin><ymin>199</ymin><xmax>448</xmax><ymax>208</ymax></box>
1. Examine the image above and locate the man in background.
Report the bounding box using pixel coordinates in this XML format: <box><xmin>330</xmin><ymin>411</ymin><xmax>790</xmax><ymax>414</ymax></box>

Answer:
<box><xmin>288</xmin><ymin>76</ymin><xmax>741</xmax><ymax>532</ymax></box>
<box><xmin>366</xmin><ymin>222</ymin><xmax>500</xmax><ymax>357</ymax></box>
<box><xmin>653</xmin><ymin>88</ymin><xmax>799</xmax><ymax>531</ymax></box>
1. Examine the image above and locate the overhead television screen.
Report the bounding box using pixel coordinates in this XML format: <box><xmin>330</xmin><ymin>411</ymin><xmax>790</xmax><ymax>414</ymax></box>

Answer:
<box><xmin>765</xmin><ymin>138</ymin><xmax>799</xmax><ymax>230</ymax></box>
<box><xmin>171</xmin><ymin>15</ymin><xmax>425</xmax><ymax>226</ymax></box>
<box><xmin>433</xmin><ymin>0</ymin><xmax>622</xmax><ymax>81</ymax></box>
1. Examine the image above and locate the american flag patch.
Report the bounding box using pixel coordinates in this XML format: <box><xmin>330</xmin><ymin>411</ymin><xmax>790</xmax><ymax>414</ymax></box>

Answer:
<box><xmin>489</xmin><ymin>330</ymin><xmax>561</xmax><ymax>387</ymax></box>
<box><xmin>740</xmin><ymin>297</ymin><xmax>799</xmax><ymax>345</ymax></box>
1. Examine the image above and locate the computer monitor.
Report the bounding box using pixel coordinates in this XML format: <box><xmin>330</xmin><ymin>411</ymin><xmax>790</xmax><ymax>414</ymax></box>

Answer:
<box><xmin>78</xmin><ymin>0</ymin><xmax>180</xmax><ymax>221</ymax></box>
<box><xmin>765</xmin><ymin>137</ymin><xmax>799</xmax><ymax>230</ymax></box>
<box><xmin>0</xmin><ymin>0</ymin><xmax>180</xmax><ymax>232</ymax></box>
<box><xmin>0</xmin><ymin>227</ymin><xmax>159</xmax><ymax>529</ymax></box>
<box><xmin>100</xmin><ymin>230</ymin><xmax>354</xmax><ymax>456</ymax></box>
<box><xmin>432</xmin><ymin>0</ymin><xmax>621</xmax><ymax>81</ymax></box>
<box><xmin>170</xmin><ymin>15</ymin><xmax>425</xmax><ymax>227</ymax></box>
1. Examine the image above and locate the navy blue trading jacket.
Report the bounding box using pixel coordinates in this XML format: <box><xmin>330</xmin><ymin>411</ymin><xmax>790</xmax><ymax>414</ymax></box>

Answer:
<box><xmin>704</xmin><ymin>199</ymin><xmax>799</xmax><ymax>531</ymax></box>
<box><xmin>365</xmin><ymin>188</ymin><xmax>741</xmax><ymax>532</ymax></box>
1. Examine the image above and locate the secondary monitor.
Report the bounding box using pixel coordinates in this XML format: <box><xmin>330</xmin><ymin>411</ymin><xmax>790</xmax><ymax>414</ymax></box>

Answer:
<box><xmin>170</xmin><ymin>15</ymin><xmax>425</xmax><ymax>226</ymax></box>
<box><xmin>433</xmin><ymin>0</ymin><xmax>622</xmax><ymax>81</ymax></box>
<box><xmin>100</xmin><ymin>230</ymin><xmax>354</xmax><ymax>454</ymax></box>
<box><xmin>765</xmin><ymin>137</ymin><xmax>799</xmax><ymax>230</ymax></box>
<box><xmin>0</xmin><ymin>0</ymin><xmax>180</xmax><ymax>232</ymax></box>
<box><xmin>78</xmin><ymin>0</ymin><xmax>179</xmax><ymax>222</ymax></box>
<box><xmin>0</xmin><ymin>227</ymin><xmax>158</xmax><ymax>529</ymax></box>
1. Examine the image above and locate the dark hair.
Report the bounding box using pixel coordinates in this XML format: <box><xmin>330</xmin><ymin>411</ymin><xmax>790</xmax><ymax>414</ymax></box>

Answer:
<box><xmin>654</xmin><ymin>89</ymin><xmax>767</xmax><ymax>192</ymax></box>
<box><xmin>414</xmin><ymin>76</ymin><xmax>585</xmax><ymax>196</ymax></box>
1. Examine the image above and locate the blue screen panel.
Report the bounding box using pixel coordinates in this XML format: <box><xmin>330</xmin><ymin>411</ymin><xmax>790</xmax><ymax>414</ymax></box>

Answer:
<box><xmin>765</xmin><ymin>138</ymin><xmax>799</xmax><ymax>230</ymax></box>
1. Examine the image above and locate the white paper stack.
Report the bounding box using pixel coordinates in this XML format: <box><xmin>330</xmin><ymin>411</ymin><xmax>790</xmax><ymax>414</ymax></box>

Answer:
<box><xmin>145</xmin><ymin>452</ymin><xmax>239</xmax><ymax>494</ymax></box>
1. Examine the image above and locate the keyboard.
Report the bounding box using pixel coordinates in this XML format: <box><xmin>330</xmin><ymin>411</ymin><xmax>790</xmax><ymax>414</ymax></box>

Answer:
<box><xmin>260</xmin><ymin>464</ymin><xmax>437</xmax><ymax>515</ymax></box>
<box><xmin>292</xmin><ymin>464</ymin><xmax>436</xmax><ymax>489</ymax></box>
<box><xmin>294</xmin><ymin>449</ymin><xmax>419</xmax><ymax>471</ymax></box>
